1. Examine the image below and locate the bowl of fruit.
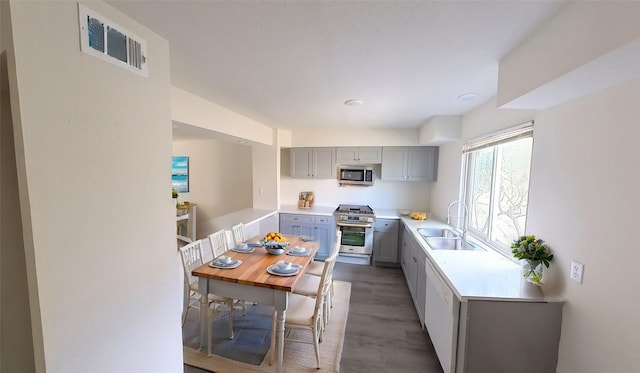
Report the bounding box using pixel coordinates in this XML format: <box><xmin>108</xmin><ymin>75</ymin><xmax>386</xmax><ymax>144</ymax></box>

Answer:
<box><xmin>261</xmin><ymin>232</ymin><xmax>289</xmax><ymax>255</ymax></box>
<box><xmin>410</xmin><ymin>212</ymin><xmax>427</xmax><ymax>220</ymax></box>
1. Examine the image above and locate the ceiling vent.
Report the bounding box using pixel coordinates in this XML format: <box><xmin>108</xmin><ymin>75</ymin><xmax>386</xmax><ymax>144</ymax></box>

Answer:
<box><xmin>78</xmin><ymin>4</ymin><xmax>148</xmax><ymax>77</ymax></box>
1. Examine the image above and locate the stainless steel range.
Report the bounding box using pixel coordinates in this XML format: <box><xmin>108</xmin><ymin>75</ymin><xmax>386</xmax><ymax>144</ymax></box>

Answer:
<box><xmin>334</xmin><ymin>204</ymin><xmax>375</xmax><ymax>265</ymax></box>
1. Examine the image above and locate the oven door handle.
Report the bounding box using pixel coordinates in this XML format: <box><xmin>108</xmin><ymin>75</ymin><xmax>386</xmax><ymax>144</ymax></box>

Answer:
<box><xmin>336</xmin><ymin>222</ymin><xmax>374</xmax><ymax>228</ymax></box>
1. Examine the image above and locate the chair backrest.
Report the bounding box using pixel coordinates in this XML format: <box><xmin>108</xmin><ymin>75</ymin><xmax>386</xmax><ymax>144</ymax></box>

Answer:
<box><xmin>314</xmin><ymin>249</ymin><xmax>338</xmax><ymax>313</ymax></box>
<box><xmin>178</xmin><ymin>240</ymin><xmax>205</xmax><ymax>286</ymax></box>
<box><xmin>224</xmin><ymin>230</ymin><xmax>235</xmax><ymax>249</ymax></box>
<box><xmin>328</xmin><ymin>231</ymin><xmax>342</xmax><ymax>260</ymax></box>
<box><xmin>208</xmin><ymin>230</ymin><xmax>227</xmax><ymax>258</ymax></box>
<box><xmin>231</xmin><ymin>223</ymin><xmax>245</xmax><ymax>246</ymax></box>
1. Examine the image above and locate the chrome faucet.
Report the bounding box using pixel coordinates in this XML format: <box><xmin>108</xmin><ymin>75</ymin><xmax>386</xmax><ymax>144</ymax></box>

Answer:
<box><xmin>447</xmin><ymin>201</ymin><xmax>469</xmax><ymax>238</ymax></box>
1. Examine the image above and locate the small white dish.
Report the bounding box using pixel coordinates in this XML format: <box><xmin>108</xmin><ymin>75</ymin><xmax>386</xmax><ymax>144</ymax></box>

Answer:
<box><xmin>286</xmin><ymin>247</ymin><xmax>310</xmax><ymax>256</ymax></box>
<box><xmin>232</xmin><ymin>245</ymin><xmax>255</xmax><ymax>253</ymax></box>
<box><xmin>267</xmin><ymin>264</ymin><xmax>300</xmax><ymax>276</ymax></box>
<box><xmin>276</xmin><ymin>260</ymin><xmax>293</xmax><ymax>270</ymax></box>
<box><xmin>218</xmin><ymin>255</ymin><xmax>233</xmax><ymax>264</ymax></box>
<box><xmin>209</xmin><ymin>258</ymin><xmax>242</xmax><ymax>269</ymax></box>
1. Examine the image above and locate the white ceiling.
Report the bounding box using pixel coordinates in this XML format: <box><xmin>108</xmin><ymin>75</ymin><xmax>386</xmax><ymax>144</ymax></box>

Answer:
<box><xmin>107</xmin><ymin>1</ymin><xmax>566</xmax><ymax>131</ymax></box>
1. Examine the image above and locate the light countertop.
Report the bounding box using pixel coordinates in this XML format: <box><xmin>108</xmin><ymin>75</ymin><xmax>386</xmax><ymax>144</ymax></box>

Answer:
<box><xmin>400</xmin><ymin>217</ymin><xmax>564</xmax><ymax>303</ymax></box>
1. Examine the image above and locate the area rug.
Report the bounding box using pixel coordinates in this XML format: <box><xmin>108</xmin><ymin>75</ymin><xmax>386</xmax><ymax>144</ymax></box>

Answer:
<box><xmin>184</xmin><ymin>280</ymin><xmax>351</xmax><ymax>373</ymax></box>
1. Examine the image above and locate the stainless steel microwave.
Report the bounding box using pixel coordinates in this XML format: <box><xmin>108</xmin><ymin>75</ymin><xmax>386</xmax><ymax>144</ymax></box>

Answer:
<box><xmin>338</xmin><ymin>166</ymin><xmax>375</xmax><ymax>186</ymax></box>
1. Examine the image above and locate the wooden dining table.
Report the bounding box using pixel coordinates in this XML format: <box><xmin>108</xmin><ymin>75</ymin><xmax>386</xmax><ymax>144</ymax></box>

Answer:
<box><xmin>191</xmin><ymin>235</ymin><xmax>319</xmax><ymax>373</ymax></box>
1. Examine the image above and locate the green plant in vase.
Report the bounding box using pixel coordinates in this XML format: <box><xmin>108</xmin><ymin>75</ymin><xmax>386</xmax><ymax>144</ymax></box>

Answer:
<box><xmin>172</xmin><ymin>188</ymin><xmax>179</xmax><ymax>207</ymax></box>
<box><xmin>511</xmin><ymin>235</ymin><xmax>553</xmax><ymax>284</ymax></box>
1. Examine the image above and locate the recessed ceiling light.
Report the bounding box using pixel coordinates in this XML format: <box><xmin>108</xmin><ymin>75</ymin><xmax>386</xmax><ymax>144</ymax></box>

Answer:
<box><xmin>457</xmin><ymin>93</ymin><xmax>479</xmax><ymax>102</ymax></box>
<box><xmin>344</xmin><ymin>99</ymin><xmax>364</xmax><ymax>107</ymax></box>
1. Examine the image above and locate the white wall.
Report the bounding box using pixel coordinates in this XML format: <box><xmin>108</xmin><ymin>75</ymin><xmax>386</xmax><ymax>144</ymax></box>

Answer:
<box><xmin>7</xmin><ymin>2</ymin><xmax>181</xmax><ymax>372</ymax></box>
<box><xmin>435</xmin><ymin>80</ymin><xmax>640</xmax><ymax>371</ymax></box>
<box><xmin>526</xmin><ymin>79</ymin><xmax>640</xmax><ymax>372</ymax></box>
<box><xmin>498</xmin><ymin>1</ymin><xmax>640</xmax><ymax>108</ymax></box>
<box><xmin>0</xmin><ymin>1</ymin><xmax>35</xmax><ymax>370</ymax></box>
<box><xmin>427</xmin><ymin>140</ymin><xmax>462</xmax><ymax>220</ymax></box>
<box><xmin>252</xmin><ymin>142</ymin><xmax>280</xmax><ymax>210</ymax></box>
<box><xmin>290</xmin><ymin>127</ymin><xmax>421</xmax><ymax>147</ymax></box>
<box><xmin>171</xmin><ymin>86</ymin><xmax>273</xmax><ymax>146</ymax></box>
<box><xmin>173</xmin><ymin>139</ymin><xmax>253</xmax><ymax>238</ymax></box>
<box><xmin>281</xmin><ymin>177</ymin><xmax>431</xmax><ymax>211</ymax></box>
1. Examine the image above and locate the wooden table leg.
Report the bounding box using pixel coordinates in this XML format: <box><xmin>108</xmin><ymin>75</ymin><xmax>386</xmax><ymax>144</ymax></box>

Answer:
<box><xmin>273</xmin><ymin>291</ymin><xmax>288</xmax><ymax>373</ymax></box>
<box><xmin>198</xmin><ymin>278</ymin><xmax>208</xmax><ymax>353</ymax></box>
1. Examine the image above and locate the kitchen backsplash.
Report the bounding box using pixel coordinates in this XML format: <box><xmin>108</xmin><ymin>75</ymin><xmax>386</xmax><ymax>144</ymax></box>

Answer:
<box><xmin>280</xmin><ymin>177</ymin><xmax>431</xmax><ymax>210</ymax></box>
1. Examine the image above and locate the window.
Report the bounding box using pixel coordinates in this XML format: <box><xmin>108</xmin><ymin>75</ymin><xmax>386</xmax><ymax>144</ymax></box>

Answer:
<box><xmin>461</xmin><ymin>123</ymin><xmax>534</xmax><ymax>257</ymax></box>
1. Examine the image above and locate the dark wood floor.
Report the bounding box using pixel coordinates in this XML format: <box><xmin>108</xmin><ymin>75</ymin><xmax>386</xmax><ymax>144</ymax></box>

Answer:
<box><xmin>185</xmin><ymin>262</ymin><xmax>443</xmax><ymax>372</ymax></box>
<box><xmin>333</xmin><ymin>262</ymin><xmax>443</xmax><ymax>373</ymax></box>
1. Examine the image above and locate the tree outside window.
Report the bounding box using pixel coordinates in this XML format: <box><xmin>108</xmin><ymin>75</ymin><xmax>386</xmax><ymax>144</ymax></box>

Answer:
<box><xmin>463</xmin><ymin>125</ymin><xmax>533</xmax><ymax>256</ymax></box>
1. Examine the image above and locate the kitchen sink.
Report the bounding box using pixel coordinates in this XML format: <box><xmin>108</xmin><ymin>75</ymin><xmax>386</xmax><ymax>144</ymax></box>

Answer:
<box><xmin>424</xmin><ymin>237</ymin><xmax>484</xmax><ymax>251</ymax></box>
<box><xmin>417</xmin><ymin>227</ymin><xmax>460</xmax><ymax>239</ymax></box>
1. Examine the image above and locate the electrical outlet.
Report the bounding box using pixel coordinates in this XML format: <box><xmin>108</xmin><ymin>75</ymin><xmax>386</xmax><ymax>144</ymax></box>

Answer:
<box><xmin>570</xmin><ymin>260</ymin><xmax>584</xmax><ymax>284</ymax></box>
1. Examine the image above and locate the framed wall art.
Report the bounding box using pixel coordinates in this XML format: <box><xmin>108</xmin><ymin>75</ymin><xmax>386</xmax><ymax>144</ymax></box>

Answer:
<box><xmin>171</xmin><ymin>156</ymin><xmax>189</xmax><ymax>193</ymax></box>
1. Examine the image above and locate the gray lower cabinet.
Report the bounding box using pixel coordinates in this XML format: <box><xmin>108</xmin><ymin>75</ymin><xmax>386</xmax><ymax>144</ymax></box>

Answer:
<box><xmin>400</xmin><ymin>224</ymin><xmax>426</xmax><ymax>325</ymax></box>
<box><xmin>312</xmin><ymin>216</ymin><xmax>334</xmax><ymax>260</ymax></box>
<box><xmin>290</xmin><ymin>147</ymin><xmax>336</xmax><ymax>179</ymax></box>
<box><xmin>455</xmin><ymin>300</ymin><xmax>562</xmax><ymax>373</ymax></box>
<box><xmin>373</xmin><ymin>218</ymin><xmax>399</xmax><ymax>265</ymax></box>
<box><xmin>381</xmin><ymin>146</ymin><xmax>439</xmax><ymax>181</ymax></box>
<box><xmin>279</xmin><ymin>213</ymin><xmax>335</xmax><ymax>260</ymax></box>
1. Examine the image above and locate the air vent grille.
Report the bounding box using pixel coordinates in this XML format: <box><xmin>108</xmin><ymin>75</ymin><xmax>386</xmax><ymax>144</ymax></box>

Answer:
<box><xmin>78</xmin><ymin>4</ymin><xmax>148</xmax><ymax>77</ymax></box>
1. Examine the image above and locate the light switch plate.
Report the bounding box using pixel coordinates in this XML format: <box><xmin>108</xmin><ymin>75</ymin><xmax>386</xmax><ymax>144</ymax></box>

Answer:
<box><xmin>570</xmin><ymin>260</ymin><xmax>584</xmax><ymax>283</ymax></box>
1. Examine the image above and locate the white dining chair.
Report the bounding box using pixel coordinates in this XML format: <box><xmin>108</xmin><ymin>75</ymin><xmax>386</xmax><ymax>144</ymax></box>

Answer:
<box><xmin>297</xmin><ymin>231</ymin><xmax>341</xmax><ymax>324</ymax></box>
<box><xmin>207</xmin><ymin>229</ymin><xmax>228</xmax><ymax>258</ymax></box>
<box><xmin>270</xmin><ymin>245</ymin><xmax>337</xmax><ymax>369</ymax></box>
<box><xmin>306</xmin><ymin>230</ymin><xmax>341</xmax><ymax>276</ymax></box>
<box><xmin>231</xmin><ymin>223</ymin><xmax>246</xmax><ymax>246</ymax></box>
<box><xmin>208</xmin><ymin>229</ymin><xmax>247</xmax><ymax>316</ymax></box>
<box><xmin>178</xmin><ymin>239</ymin><xmax>235</xmax><ymax>344</ymax></box>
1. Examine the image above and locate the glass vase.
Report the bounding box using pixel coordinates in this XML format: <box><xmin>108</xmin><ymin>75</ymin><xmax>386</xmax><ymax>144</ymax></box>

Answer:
<box><xmin>521</xmin><ymin>259</ymin><xmax>544</xmax><ymax>284</ymax></box>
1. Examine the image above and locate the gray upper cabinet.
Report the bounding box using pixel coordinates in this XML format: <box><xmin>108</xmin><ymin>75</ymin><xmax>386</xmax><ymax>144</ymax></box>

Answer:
<box><xmin>290</xmin><ymin>147</ymin><xmax>336</xmax><ymax>179</ymax></box>
<box><xmin>381</xmin><ymin>146</ymin><xmax>438</xmax><ymax>181</ymax></box>
<box><xmin>336</xmin><ymin>147</ymin><xmax>382</xmax><ymax>165</ymax></box>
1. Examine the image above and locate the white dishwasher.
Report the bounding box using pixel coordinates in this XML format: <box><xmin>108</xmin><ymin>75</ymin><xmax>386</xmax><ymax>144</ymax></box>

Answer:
<box><xmin>424</xmin><ymin>258</ymin><xmax>460</xmax><ymax>373</ymax></box>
